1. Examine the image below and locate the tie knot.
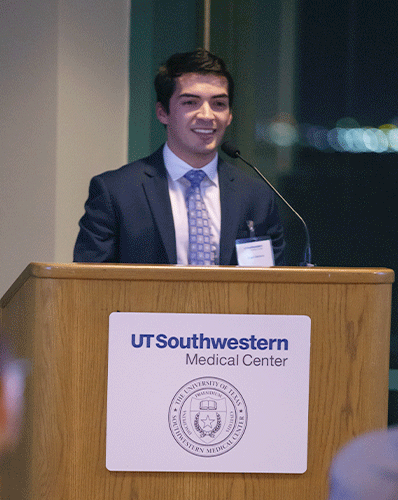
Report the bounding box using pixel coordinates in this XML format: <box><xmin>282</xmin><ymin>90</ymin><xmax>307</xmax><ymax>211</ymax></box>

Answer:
<box><xmin>184</xmin><ymin>169</ymin><xmax>206</xmax><ymax>187</ymax></box>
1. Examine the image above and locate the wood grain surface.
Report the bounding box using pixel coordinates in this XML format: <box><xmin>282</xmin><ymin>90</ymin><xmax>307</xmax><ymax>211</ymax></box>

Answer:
<box><xmin>0</xmin><ymin>263</ymin><xmax>394</xmax><ymax>500</ymax></box>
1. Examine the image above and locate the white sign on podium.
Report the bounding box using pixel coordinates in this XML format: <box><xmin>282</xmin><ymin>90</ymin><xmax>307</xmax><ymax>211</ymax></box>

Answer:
<box><xmin>106</xmin><ymin>312</ymin><xmax>311</xmax><ymax>473</ymax></box>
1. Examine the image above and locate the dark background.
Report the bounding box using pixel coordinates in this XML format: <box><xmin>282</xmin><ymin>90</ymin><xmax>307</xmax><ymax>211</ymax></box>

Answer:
<box><xmin>284</xmin><ymin>1</ymin><xmax>398</xmax><ymax>381</ymax></box>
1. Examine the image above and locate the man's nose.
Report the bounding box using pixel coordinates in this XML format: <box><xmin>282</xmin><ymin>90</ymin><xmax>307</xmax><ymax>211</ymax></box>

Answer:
<box><xmin>197</xmin><ymin>101</ymin><xmax>214</xmax><ymax>119</ymax></box>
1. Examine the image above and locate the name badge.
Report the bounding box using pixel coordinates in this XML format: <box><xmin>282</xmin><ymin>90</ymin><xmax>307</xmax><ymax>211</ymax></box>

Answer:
<box><xmin>235</xmin><ymin>236</ymin><xmax>275</xmax><ymax>267</ymax></box>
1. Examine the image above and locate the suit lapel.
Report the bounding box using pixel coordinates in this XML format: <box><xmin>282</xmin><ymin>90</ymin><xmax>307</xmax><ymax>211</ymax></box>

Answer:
<box><xmin>218</xmin><ymin>159</ymin><xmax>241</xmax><ymax>265</ymax></box>
<box><xmin>141</xmin><ymin>148</ymin><xmax>177</xmax><ymax>264</ymax></box>
<box><xmin>140</xmin><ymin>152</ymin><xmax>240</xmax><ymax>266</ymax></box>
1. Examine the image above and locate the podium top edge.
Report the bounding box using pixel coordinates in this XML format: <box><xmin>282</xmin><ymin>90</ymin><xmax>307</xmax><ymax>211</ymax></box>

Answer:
<box><xmin>28</xmin><ymin>262</ymin><xmax>395</xmax><ymax>280</ymax></box>
<box><xmin>1</xmin><ymin>262</ymin><xmax>394</xmax><ymax>308</ymax></box>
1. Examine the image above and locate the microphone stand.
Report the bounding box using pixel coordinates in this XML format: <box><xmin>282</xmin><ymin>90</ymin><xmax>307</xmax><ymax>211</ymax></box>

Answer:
<box><xmin>221</xmin><ymin>141</ymin><xmax>314</xmax><ymax>267</ymax></box>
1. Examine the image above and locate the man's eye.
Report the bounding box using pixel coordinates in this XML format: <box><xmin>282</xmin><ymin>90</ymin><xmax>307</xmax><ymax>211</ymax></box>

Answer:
<box><xmin>214</xmin><ymin>101</ymin><xmax>227</xmax><ymax>108</ymax></box>
<box><xmin>182</xmin><ymin>100</ymin><xmax>196</xmax><ymax>105</ymax></box>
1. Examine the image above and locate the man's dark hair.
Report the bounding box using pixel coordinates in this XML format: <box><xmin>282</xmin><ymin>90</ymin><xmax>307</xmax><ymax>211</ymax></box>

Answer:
<box><xmin>154</xmin><ymin>48</ymin><xmax>234</xmax><ymax>113</ymax></box>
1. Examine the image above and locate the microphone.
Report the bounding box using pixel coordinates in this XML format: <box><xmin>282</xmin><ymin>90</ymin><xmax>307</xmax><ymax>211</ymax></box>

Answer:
<box><xmin>221</xmin><ymin>141</ymin><xmax>314</xmax><ymax>266</ymax></box>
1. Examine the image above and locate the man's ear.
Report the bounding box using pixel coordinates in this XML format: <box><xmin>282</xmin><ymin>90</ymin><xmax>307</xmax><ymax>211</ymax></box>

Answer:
<box><xmin>156</xmin><ymin>102</ymin><xmax>169</xmax><ymax>126</ymax></box>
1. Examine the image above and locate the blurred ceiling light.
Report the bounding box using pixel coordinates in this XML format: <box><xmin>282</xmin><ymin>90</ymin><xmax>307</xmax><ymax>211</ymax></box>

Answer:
<box><xmin>387</xmin><ymin>129</ymin><xmax>398</xmax><ymax>151</ymax></box>
<box><xmin>255</xmin><ymin>116</ymin><xmax>398</xmax><ymax>153</ymax></box>
<box><xmin>363</xmin><ymin>128</ymin><xmax>388</xmax><ymax>153</ymax></box>
<box><xmin>336</xmin><ymin>117</ymin><xmax>360</xmax><ymax>129</ymax></box>
<box><xmin>327</xmin><ymin>128</ymin><xmax>345</xmax><ymax>152</ymax></box>
<box><xmin>305</xmin><ymin>126</ymin><xmax>329</xmax><ymax>150</ymax></box>
<box><xmin>268</xmin><ymin>121</ymin><xmax>298</xmax><ymax>147</ymax></box>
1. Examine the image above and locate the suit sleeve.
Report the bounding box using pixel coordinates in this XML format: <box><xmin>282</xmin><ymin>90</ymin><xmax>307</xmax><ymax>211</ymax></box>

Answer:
<box><xmin>73</xmin><ymin>175</ymin><xmax>119</xmax><ymax>262</ymax></box>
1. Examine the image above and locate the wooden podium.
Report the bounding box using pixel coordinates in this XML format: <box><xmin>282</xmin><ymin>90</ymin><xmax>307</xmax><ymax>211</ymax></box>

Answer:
<box><xmin>0</xmin><ymin>263</ymin><xmax>394</xmax><ymax>500</ymax></box>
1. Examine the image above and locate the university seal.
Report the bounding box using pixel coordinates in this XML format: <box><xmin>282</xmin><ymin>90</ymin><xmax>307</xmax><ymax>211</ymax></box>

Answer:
<box><xmin>168</xmin><ymin>376</ymin><xmax>248</xmax><ymax>457</ymax></box>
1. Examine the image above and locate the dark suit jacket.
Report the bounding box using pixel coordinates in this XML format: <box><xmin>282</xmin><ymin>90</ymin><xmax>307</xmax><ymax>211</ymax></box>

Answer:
<box><xmin>73</xmin><ymin>146</ymin><xmax>285</xmax><ymax>265</ymax></box>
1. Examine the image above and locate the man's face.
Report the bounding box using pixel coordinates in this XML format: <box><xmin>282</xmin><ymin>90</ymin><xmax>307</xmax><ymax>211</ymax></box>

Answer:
<box><xmin>156</xmin><ymin>73</ymin><xmax>233</xmax><ymax>168</ymax></box>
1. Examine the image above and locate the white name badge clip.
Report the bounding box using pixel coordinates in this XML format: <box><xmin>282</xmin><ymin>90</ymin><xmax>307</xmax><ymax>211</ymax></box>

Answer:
<box><xmin>235</xmin><ymin>221</ymin><xmax>275</xmax><ymax>267</ymax></box>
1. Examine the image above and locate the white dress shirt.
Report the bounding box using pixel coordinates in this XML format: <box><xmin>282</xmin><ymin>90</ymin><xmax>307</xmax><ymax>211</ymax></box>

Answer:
<box><xmin>163</xmin><ymin>143</ymin><xmax>221</xmax><ymax>265</ymax></box>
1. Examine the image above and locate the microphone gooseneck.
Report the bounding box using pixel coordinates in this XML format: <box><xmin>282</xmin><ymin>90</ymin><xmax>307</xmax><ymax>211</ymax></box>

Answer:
<box><xmin>221</xmin><ymin>141</ymin><xmax>313</xmax><ymax>267</ymax></box>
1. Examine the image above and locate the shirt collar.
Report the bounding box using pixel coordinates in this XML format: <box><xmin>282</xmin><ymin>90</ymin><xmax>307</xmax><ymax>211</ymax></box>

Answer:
<box><xmin>163</xmin><ymin>143</ymin><xmax>219</xmax><ymax>185</ymax></box>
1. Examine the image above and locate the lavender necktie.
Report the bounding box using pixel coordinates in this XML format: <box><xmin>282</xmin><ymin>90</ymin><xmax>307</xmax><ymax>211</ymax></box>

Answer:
<box><xmin>184</xmin><ymin>170</ymin><xmax>216</xmax><ymax>266</ymax></box>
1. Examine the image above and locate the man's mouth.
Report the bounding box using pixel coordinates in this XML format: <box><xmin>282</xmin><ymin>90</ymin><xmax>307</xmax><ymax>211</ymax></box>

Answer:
<box><xmin>192</xmin><ymin>128</ymin><xmax>215</xmax><ymax>135</ymax></box>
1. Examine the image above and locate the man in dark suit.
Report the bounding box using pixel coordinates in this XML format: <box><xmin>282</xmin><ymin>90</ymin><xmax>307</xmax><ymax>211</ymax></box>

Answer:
<box><xmin>74</xmin><ymin>49</ymin><xmax>285</xmax><ymax>265</ymax></box>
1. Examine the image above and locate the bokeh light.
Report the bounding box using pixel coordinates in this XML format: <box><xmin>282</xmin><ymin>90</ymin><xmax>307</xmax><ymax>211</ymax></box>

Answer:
<box><xmin>257</xmin><ymin>114</ymin><xmax>398</xmax><ymax>153</ymax></box>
